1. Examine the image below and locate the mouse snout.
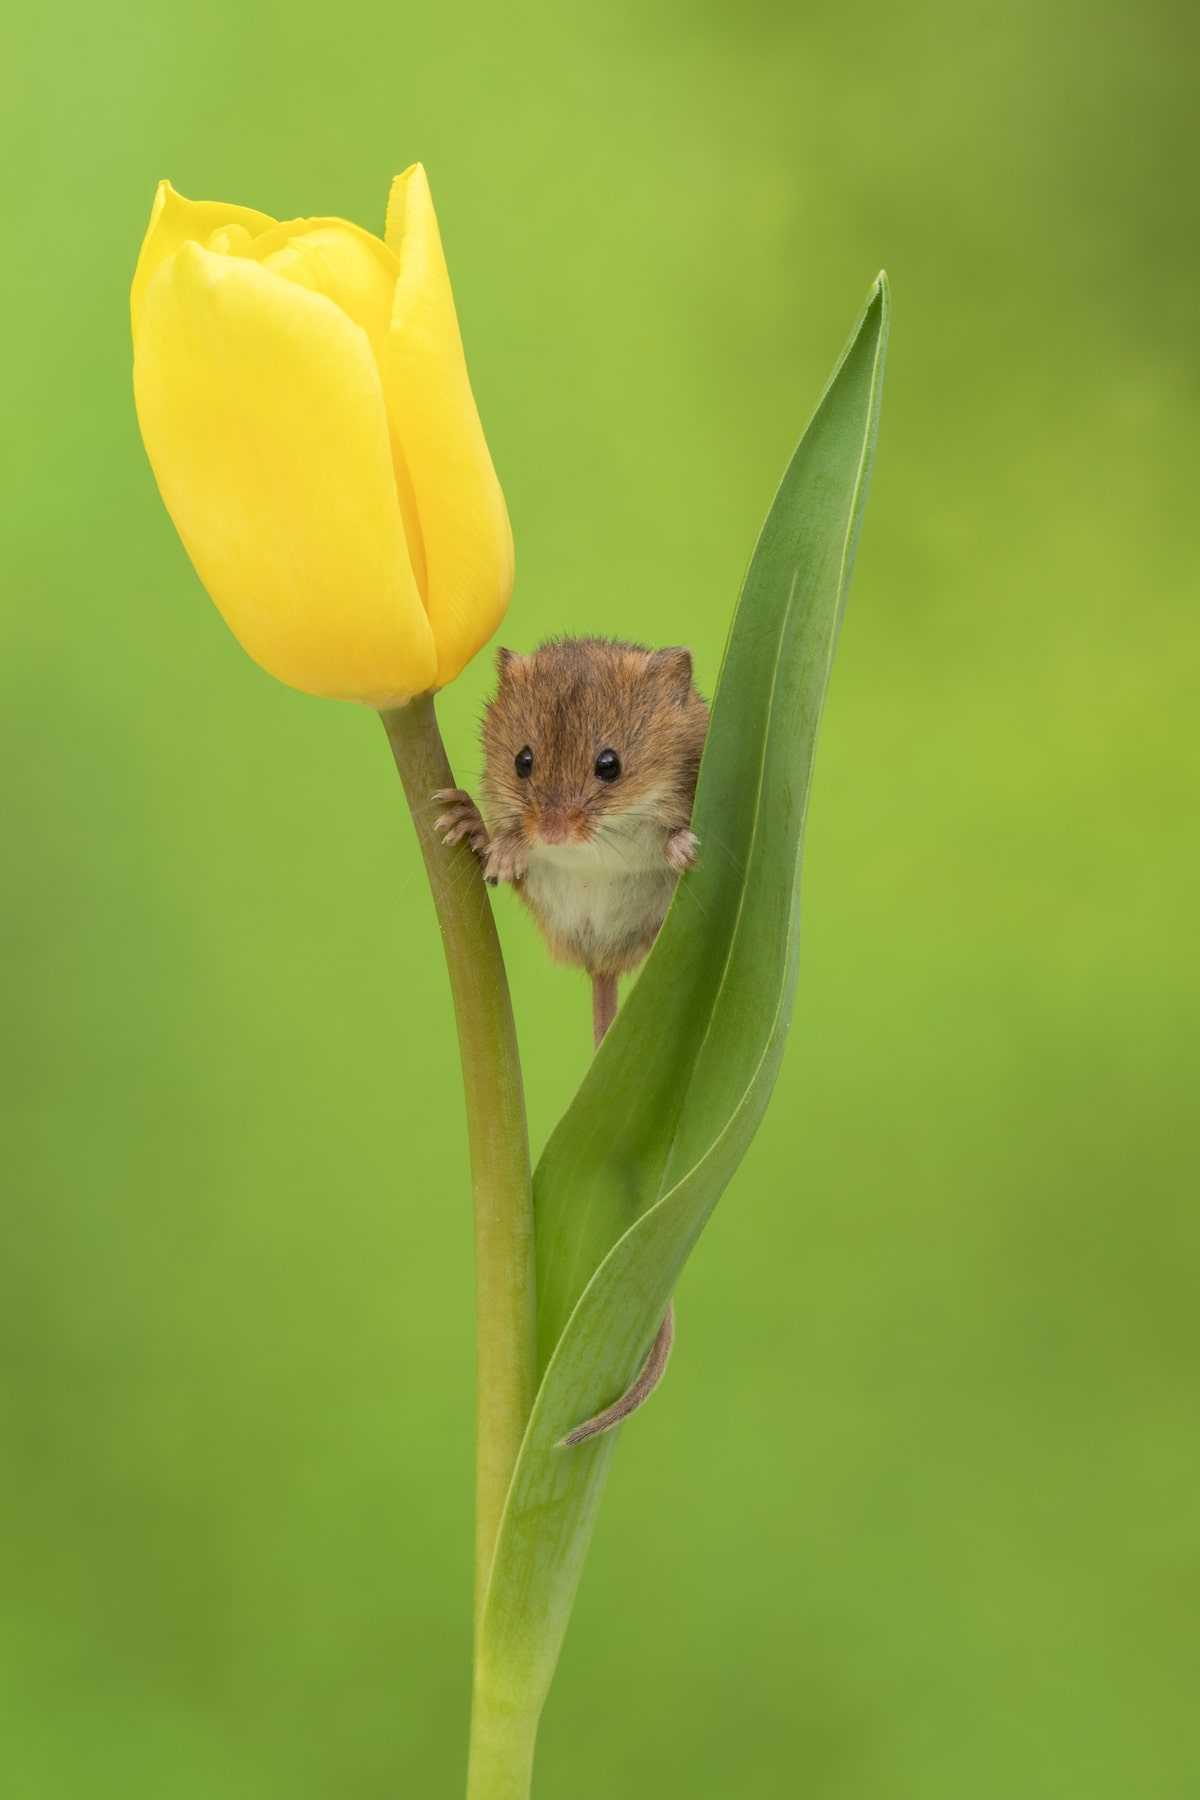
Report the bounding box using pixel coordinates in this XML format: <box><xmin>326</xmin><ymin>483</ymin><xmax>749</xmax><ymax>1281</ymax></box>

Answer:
<box><xmin>531</xmin><ymin>802</ymin><xmax>591</xmax><ymax>846</ymax></box>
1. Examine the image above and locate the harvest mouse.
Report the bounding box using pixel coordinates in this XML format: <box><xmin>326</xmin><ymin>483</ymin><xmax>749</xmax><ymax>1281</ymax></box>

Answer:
<box><xmin>434</xmin><ymin>636</ymin><xmax>709</xmax><ymax>1444</ymax></box>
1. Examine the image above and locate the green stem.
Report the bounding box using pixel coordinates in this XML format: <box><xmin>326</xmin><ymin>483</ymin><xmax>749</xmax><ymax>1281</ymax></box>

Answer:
<box><xmin>380</xmin><ymin>696</ymin><xmax>537</xmax><ymax>1662</ymax></box>
<box><xmin>466</xmin><ymin>1694</ymin><xmax>540</xmax><ymax>1800</ymax></box>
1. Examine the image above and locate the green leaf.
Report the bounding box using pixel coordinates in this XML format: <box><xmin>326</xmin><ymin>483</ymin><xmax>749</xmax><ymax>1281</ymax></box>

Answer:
<box><xmin>474</xmin><ymin>276</ymin><xmax>890</xmax><ymax>1736</ymax></box>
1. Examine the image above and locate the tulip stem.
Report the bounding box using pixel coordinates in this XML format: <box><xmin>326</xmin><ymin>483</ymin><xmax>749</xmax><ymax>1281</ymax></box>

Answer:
<box><xmin>465</xmin><ymin>1694</ymin><xmax>539</xmax><ymax>1800</ymax></box>
<box><xmin>380</xmin><ymin>696</ymin><xmax>537</xmax><ymax>1667</ymax></box>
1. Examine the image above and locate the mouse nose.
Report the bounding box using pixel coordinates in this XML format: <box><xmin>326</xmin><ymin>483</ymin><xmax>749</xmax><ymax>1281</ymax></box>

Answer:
<box><xmin>537</xmin><ymin>811</ymin><xmax>572</xmax><ymax>845</ymax></box>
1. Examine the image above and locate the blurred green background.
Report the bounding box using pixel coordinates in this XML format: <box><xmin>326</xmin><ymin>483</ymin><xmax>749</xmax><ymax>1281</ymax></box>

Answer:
<box><xmin>3</xmin><ymin>0</ymin><xmax>1197</xmax><ymax>1793</ymax></box>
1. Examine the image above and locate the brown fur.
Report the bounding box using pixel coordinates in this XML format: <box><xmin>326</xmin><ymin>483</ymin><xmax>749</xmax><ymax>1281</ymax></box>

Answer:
<box><xmin>479</xmin><ymin>637</ymin><xmax>709</xmax><ymax>977</ymax></box>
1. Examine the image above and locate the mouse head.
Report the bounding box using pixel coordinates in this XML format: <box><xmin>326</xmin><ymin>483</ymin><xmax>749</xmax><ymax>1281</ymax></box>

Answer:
<box><xmin>481</xmin><ymin>637</ymin><xmax>707</xmax><ymax>847</ymax></box>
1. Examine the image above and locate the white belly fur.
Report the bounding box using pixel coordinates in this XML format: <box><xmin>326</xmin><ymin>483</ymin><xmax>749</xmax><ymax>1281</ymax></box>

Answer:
<box><xmin>521</xmin><ymin>814</ymin><xmax>678</xmax><ymax>973</ymax></box>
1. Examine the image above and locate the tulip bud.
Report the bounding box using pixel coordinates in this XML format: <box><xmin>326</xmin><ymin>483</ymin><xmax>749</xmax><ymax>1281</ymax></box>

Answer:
<box><xmin>131</xmin><ymin>168</ymin><xmax>513</xmax><ymax>708</ymax></box>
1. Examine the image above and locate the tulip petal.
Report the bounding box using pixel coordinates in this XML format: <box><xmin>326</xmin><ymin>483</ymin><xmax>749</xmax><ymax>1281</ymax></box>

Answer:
<box><xmin>228</xmin><ymin>219</ymin><xmax>428</xmax><ymax>595</ymax></box>
<box><xmin>133</xmin><ymin>243</ymin><xmax>436</xmax><ymax>706</ymax></box>
<box><xmin>131</xmin><ymin>180</ymin><xmax>276</xmax><ymax>336</ymax></box>
<box><xmin>382</xmin><ymin>165</ymin><xmax>514</xmax><ymax>688</ymax></box>
<box><xmin>248</xmin><ymin>219</ymin><xmax>401</xmax><ymax>351</ymax></box>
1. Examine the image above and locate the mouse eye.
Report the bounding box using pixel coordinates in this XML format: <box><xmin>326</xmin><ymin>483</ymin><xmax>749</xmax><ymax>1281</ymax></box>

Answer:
<box><xmin>594</xmin><ymin>749</ymin><xmax>621</xmax><ymax>782</ymax></box>
<box><xmin>514</xmin><ymin>746</ymin><xmax>534</xmax><ymax>779</ymax></box>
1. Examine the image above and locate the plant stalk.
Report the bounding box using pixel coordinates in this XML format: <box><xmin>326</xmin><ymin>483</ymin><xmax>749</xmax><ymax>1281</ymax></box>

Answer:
<box><xmin>466</xmin><ymin>1693</ymin><xmax>540</xmax><ymax>1800</ymax></box>
<box><xmin>380</xmin><ymin>696</ymin><xmax>537</xmax><ymax>1667</ymax></box>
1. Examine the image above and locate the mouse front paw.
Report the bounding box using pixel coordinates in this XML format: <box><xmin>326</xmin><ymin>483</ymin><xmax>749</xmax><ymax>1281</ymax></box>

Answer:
<box><xmin>484</xmin><ymin>834</ymin><xmax>528</xmax><ymax>886</ymax></box>
<box><xmin>664</xmin><ymin>828</ymin><xmax>699</xmax><ymax>873</ymax></box>
<box><xmin>433</xmin><ymin>788</ymin><xmax>490</xmax><ymax>858</ymax></box>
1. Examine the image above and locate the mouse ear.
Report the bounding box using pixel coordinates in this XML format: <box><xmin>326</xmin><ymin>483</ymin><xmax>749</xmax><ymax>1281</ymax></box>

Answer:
<box><xmin>495</xmin><ymin>647</ymin><xmax>523</xmax><ymax>681</ymax></box>
<box><xmin>650</xmin><ymin>646</ymin><xmax>694</xmax><ymax>703</ymax></box>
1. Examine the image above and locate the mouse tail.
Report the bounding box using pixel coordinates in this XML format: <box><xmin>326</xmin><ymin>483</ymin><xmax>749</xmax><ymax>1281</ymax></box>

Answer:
<box><xmin>591</xmin><ymin>972</ymin><xmax>618</xmax><ymax>1048</ymax></box>
<box><xmin>557</xmin><ymin>1303</ymin><xmax>675</xmax><ymax>1447</ymax></box>
<box><xmin>565</xmin><ymin>966</ymin><xmax>674</xmax><ymax>1446</ymax></box>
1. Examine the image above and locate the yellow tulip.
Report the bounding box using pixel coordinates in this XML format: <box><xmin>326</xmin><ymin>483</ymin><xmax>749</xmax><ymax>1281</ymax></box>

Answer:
<box><xmin>131</xmin><ymin>168</ymin><xmax>513</xmax><ymax>708</ymax></box>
